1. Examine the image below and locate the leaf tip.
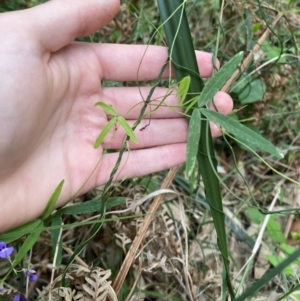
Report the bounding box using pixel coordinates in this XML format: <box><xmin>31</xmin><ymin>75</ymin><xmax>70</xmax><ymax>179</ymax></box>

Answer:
<box><xmin>278</xmin><ymin>150</ymin><xmax>285</xmax><ymax>159</ymax></box>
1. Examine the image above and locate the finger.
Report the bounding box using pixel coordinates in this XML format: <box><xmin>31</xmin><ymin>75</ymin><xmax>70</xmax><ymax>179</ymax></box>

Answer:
<box><xmin>208</xmin><ymin>91</ymin><xmax>234</xmax><ymax>137</ymax></box>
<box><xmin>102</xmin><ymin>86</ymin><xmax>182</xmax><ymax>119</ymax></box>
<box><xmin>106</xmin><ymin>111</ymin><xmax>225</xmax><ymax>148</ymax></box>
<box><xmin>97</xmin><ymin>143</ymin><xmax>186</xmax><ymax>185</ymax></box>
<box><xmin>101</xmin><ymin>108</ymin><xmax>227</xmax><ymax>150</ymax></box>
<box><xmin>210</xmin><ymin>91</ymin><xmax>234</xmax><ymax>114</ymax></box>
<box><xmin>101</xmin><ymin>119</ymin><xmax>188</xmax><ymax>150</ymax></box>
<box><xmin>94</xmin><ymin>44</ymin><xmax>218</xmax><ymax>81</ymax></box>
<box><xmin>20</xmin><ymin>0</ymin><xmax>119</xmax><ymax>52</ymax></box>
<box><xmin>102</xmin><ymin>87</ymin><xmax>233</xmax><ymax>119</ymax></box>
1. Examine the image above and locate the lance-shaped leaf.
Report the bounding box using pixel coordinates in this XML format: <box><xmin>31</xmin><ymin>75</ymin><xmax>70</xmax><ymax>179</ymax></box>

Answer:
<box><xmin>41</xmin><ymin>180</ymin><xmax>64</xmax><ymax>220</ymax></box>
<box><xmin>12</xmin><ymin>221</ymin><xmax>43</xmax><ymax>267</ymax></box>
<box><xmin>0</xmin><ymin>219</ymin><xmax>42</xmax><ymax>243</ymax></box>
<box><xmin>58</xmin><ymin>197</ymin><xmax>126</xmax><ymax>215</ymax></box>
<box><xmin>95</xmin><ymin>101</ymin><xmax>117</xmax><ymax>116</ymax></box>
<box><xmin>186</xmin><ymin>109</ymin><xmax>201</xmax><ymax>178</ymax></box>
<box><xmin>94</xmin><ymin>116</ymin><xmax>117</xmax><ymax>149</ymax></box>
<box><xmin>177</xmin><ymin>76</ymin><xmax>191</xmax><ymax>107</ymax></box>
<box><xmin>118</xmin><ymin>116</ymin><xmax>138</xmax><ymax>144</ymax></box>
<box><xmin>201</xmin><ymin>109</ymin><xmax>284</xmax><ymax>159</ymax></box>
<box><xmin>198</xmin><ymin>51</ymin><xmax>244</xmax><ymax>107</ymax></box>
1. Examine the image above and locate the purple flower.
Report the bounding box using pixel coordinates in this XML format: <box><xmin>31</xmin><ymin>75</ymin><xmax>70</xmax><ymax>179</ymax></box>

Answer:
<box><xmin>12</xmin><ymin>294</ymin><xmax>26</xmax><ymax>301</ymax></box>
<box><xmin>25</xmin><ymin>269</ymin><xmax>37</xmax><ymax>282</ymax></box>
<box><xmin>0</xmin><ymin>241</ymin><xmax>14</xmax><ymax>259</ymax></box>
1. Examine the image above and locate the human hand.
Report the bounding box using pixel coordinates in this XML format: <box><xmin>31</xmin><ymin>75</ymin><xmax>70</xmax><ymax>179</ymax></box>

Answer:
<box><xmin>0</xmin><ymin>0</ymin><xmax>233</xmax><ymax>232</ymax></box>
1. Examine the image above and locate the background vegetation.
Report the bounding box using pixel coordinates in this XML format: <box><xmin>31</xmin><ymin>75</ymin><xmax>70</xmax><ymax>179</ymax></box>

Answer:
<box><xmin>0</xmin><ymin>0</ymin><xmax>299</xmax><ymax>300</ymax></box>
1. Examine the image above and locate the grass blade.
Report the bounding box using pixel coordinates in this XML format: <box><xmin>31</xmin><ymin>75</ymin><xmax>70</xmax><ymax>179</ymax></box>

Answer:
<box><xmin>58</xmin><ymin>197</ymin><xmax>126</xmax><ymax>215</ymax></box>
<box><xmin>0</xmin><ymin>220</ymin><xmax>42</xmax><ymax>243</ymax></box>
<box><xmin>41</xmin><ymin>179</ymin><xmax>64</xmax><ymax>220</ymax></box>
<box><xmin>12</xmin><ymin>221</ymin><xmax>43</xmax><ymax>267</ymax></box>
<box><xmin>235</xmin><ymin>247</ymin><xmax>300</xmax><ymax>301</ymax></box>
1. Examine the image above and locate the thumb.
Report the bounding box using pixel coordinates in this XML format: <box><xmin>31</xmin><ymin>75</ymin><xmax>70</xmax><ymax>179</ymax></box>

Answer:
<box><xmin>16</xmin><ymin>0</ymin><xmax>120</xmax><ymax>52</ymax></box>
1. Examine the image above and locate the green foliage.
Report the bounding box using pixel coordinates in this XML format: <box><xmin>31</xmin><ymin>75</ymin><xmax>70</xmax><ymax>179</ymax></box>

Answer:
<box><xmin>235</xmin><ymin>247</ymin><xmax>300</xmax><ymax>301</ymax></box>
<box><xmin>266</xmin><ymin>218</ymin><xmax>286</xmax><ymax>243</ymax></box>
<box><xmin>262</xmin><ymin>40</ymin><xmax>286</xmax><ymax>63</ymax></box>
<box><xmin>158</xmin><ymin>0</ymin><xmax>235</xmax><ymax>296</ymax></box>
<box><xmin>95</xmin><ymin>101</ymin><xmax>117</xmax><ymax>116</ymax></box>
<box><xmin>0</xmin><ymin>219</ymin><xmax>42</xmax><ymax>243</ymax></box>
<box><xmin>186</xmin><ymin>109</ymin><xmax>201</xmax><ymax>178</ymax></box>
<box><xmin>94</xmin><ymin>117</ymin><xmax>117</xmax><ymax>148</ymax></box>
<box><xmin>198</xmin><ymin>51</ymin><xmax>244</xmax><ymax>107</ymax></box>
<box><xmin>118</xmin><ymin>116</ymin><xmax>138</xmax><ymax>144</ymax></box>
<box><xmin>12</xmin><ymin>221</ymin><xmax>43</xmax><ymax>268</ymax></box>
<box><xmin>182</xmin><ymin>52</ymin><xmax>244</xmax><ymax>112</ymax></box>
<box><xmin>200</xmin><ymin>108</ymin><xmax>284</xmax><ymax>159</ymax></box>
<box><xmin>58</xmin><ymin>197</ymin><xmax>126</xmax><ymax>215</ymax></box>
<box><xmin>41</xmin><ymin>179</ymin><xmax>64</xmax><ymax>220</ymax></box>
<box><xmin>94</xmin><ymin>103</ymin><xmax>138</xmax><ymax>148</ymax></box>
<box><xmin>177</xmin><ymin>76</ymin><xmax>191</xmax><ymax>107</ymax></box>
<box><xmin>267</xmin><ymin>244</ymin><xmax>300</xmax><ymax>276</ymax></box>
<box><xmin>247</xmin><ymin>208</ymin><xmax>286</xmax><ymax>243</ymax></box>
<box><xmin>232</xmin><ymin>78</ymin><xmax>266</xmax><ymax>104</ymax></box>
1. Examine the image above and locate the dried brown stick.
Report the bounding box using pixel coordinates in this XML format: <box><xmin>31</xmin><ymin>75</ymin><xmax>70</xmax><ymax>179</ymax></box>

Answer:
<box><xmin>112</xmin><ymin>165</ymin><xmax>180</xmax><ymax>295</ymax></box>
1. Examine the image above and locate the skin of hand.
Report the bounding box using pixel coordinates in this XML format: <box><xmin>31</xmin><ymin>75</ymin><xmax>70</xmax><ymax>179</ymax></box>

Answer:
<box><xmin>0</xmin><ymin>0</ymin><xmax>233</xmax><ymax>232</ymax></box>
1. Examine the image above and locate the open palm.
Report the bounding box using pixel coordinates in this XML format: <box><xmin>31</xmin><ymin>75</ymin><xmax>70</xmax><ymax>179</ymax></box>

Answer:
<box><xmin>0</xmin><ymin>0</ymin><xmax>233</xmax><ymax>232</ymax></box>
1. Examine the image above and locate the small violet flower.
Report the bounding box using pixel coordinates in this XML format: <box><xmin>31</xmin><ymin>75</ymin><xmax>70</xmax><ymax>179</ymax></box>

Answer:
<box><xmin>25</xmin><ymin>269</ymin><xmax>37</xmax><ymax>282</ymax></box>
<box><xmin>13</xmin><ymin>294</ymin><xmax>26</xmax><ymax>301</ymax></box>
<box><xmin>0</xmin><ymin>241</ymin><xmax>14</xmax><ymax>259</ymax></box>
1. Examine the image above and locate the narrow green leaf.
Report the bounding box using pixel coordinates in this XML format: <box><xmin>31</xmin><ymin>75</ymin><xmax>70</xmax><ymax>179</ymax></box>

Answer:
<box><xmin>51</xmin><ymin>215</ymin><xmax>63</xmax><ymax>267</ymax></box>
<box><xmin>95</xmin><ymin>101</ymin><xmax>117</xmax><ymax>116</ymax></box>
<box><xmin>94</xmin><ymin>116</ymin><xmax>117</xmax><ymax>149</ymax></box>
<box><xmin>58</xmin><ymin>197</ymin><xmax>126</xmax><ymax>215</ymax></box>
<box><xmin>235</xmin><ymin>247</ymin><xmax>300</xmax><ymax>301</ymax></box>
<box><xmin>106</xmin><ymin>197</ymin><xmax>127</xmax><ymax>210</ymax></box>
<box><xmin>118</xmin><ymin>116</ymin><xmax>138</xmax><ymax>144</ymax></box>
<box><xmin>198</xmin><ymin>51</ymin><xmax>244</xmax><ymax>107</ymax></box>
<box><xmin>0</xmin><ymin>219</ymin><xmax>42</xmax><ymax>243</ymax></box>
<box><xmin>12</xmin><ymin>221</ymin><xmax>43</xmax><ymax>267</ymax></box>
<box><xmin>200</xmin><ymin>109</ymin><xmax>284</xmax><ymax>159</ymax></box>
<box><xmin>186</xmin><ymin>109</ymin><xmax>201</xmax><ymax>178</ymax></box>
<box><xmin>41</xmin><ymin>180</ymin><xmax>64</xmax><ymax>220</ymax></box>
<box><xmin>177</xmin><ymin>76</ymin><xmax>191</xmax><ymax>107</ymax></box>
